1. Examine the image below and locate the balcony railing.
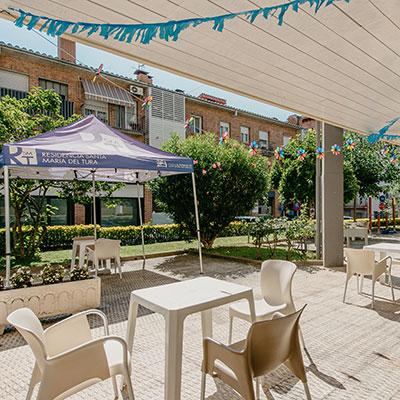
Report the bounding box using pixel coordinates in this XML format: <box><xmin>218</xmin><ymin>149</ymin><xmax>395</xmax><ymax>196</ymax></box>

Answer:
<box><xmin>115</xmin><ymin>116</ymin><xmax>147</xmax><ymax>136</ymax></box>
<box><xmin>0</xmin><ymin>87</ymin><xmax>75</xmax><ymax>119</ymax></box>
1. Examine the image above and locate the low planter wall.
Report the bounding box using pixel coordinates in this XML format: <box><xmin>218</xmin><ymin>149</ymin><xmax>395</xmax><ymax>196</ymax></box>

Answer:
<box><xmin>0</xmin><ymin>277</ymin><xmax>101</xmax><ymax>335</ymax></box>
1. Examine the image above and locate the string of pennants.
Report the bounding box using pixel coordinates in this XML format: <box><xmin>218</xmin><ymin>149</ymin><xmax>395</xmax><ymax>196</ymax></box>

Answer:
<box><xmin>10</xmin><ymin>1</ymin><xmax>351</xmax><ymax>46</ymax></box>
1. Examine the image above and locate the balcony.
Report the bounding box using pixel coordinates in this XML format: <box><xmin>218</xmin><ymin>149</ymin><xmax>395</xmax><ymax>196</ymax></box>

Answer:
<box><xmin>0</xmin><ymin>87</ymin><xmax>75</xmax><ymax>119</ymax></box>
<box><xmin>116</xmin><ymin>116</ymin><xmax>147</xmax><ymax>136</ymax></box>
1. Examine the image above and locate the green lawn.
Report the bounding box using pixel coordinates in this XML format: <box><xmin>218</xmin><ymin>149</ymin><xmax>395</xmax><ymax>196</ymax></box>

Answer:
<box><xmin>206</xmin><ymin>246</ymin><xmax>315</xmax><ymax>261</ymax></box>
<box><xmin>38</xmin><ymin>235</ymin><xmax>251</xmax><ymax>265</ymax></box>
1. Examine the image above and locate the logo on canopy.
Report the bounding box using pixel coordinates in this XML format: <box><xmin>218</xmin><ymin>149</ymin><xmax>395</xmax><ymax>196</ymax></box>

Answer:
<box><xmin>156</xmin><ymin>160</ymin><xmax>168</xmax><ymax>168</ymax></box>
<box><xmin>8</xmin><ymin>146</ymin><xmax>38</xmax><ymax>165</ymax></box>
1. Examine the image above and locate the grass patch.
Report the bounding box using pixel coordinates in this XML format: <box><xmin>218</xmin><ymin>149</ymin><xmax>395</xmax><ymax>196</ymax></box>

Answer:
<box><xmin>3</xmin><ymin>236</ymin><xmax>251</xmax><ymax>269</ymax></box>
<box><xmin>206</xmin><ymin>246</ymin><xmax>316</xmax><ymax>261</ymax></box>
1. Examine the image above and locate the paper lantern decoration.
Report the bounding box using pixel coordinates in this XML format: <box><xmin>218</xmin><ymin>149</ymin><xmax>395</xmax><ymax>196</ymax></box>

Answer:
<box><xmin>274</xmin><ymin>146</ymin><xmax>285</xmax><ymax>160</ymax></box>
<box><xmin>331</xmin><ymin>144</ymin><xmax>341</xmax><ymax>156</ymax></box>
<box><xmin>185</xmin><ymin>116</ymin><xmax>194</xmax><ymax>129</ymax></box>
<box><xmin>92</xmin><ymin>63</ymin><xmax>103</xmax><ymax>83</ymax></box>
<box><xmin>219</xmin><ymin>131</ymin><xmax>229</xmax><ymax>144</ymax></box>
<box><xmin>345</xmin><ymin>138</ymin><xmax>356</xmax><ymax>151</ymax></box>
<box><xmin>382</xmin><ymin>146</ymin><xmax>390</xmax><ymax>156</ymax></box>
<box><xmin>249</xmin><ymin>140</ymin><xmax>258</xmax><ymax>156</ymax></box>
<box><xmin>297</xmin><ymin>148</ymin><xmax>307</xmax><ymax>161</ymax></box>
<box><xmin>315</xmin><ymin>147</ymin><xmax>324</xmax><ymax>160</ymax></box>
<box><xmin>142</xmin><ymin>95</ymin><xmax>153</xmax><ymax>108</ymax></box>
<box><xmin>390</xmin><ymin>153</ymin><xmax>398</xmax><ymax>165</ymax></box>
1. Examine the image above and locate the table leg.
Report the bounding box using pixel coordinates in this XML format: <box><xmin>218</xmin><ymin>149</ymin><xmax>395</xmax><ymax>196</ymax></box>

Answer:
<box><xmin>165</xmin><ymin>312</ymin><xmax>185</xmax><ymax>400</ymax></box>
<box><xmin>70</xmin><ymin>243</ymin><xmax>78</xmax><ymax>270</ymax></box>
<box><xmin>79</xmin><ymin>244</ymin><xmax>86</xmax><ymax>268</ymax></box>
<box><xmin>246</xmin><ymin>292</ymin><xmax>256</xmax><ymax>323</ymax></box>
<box><xmin>125</xmin><ymin>296</ymin><xmax>139</xmax><ymax>354</ymax></box>
<box><xmin>201</xmin><ymin>309</ymin><xmax>213</xmax><ymax>339</ymax></box>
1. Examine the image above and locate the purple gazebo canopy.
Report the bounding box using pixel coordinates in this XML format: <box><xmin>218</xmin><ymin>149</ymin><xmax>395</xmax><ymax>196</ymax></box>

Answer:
<box><xmin>1</xmin><ymin>115</ymin><xmax>193</xmax><ymax>182</ymax></box>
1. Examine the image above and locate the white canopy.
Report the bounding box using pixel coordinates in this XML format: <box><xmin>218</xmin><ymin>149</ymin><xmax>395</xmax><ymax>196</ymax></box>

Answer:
<box><xmin>0</xmin><ymin>0</ymin><xmax>399</xmax><ymax>135</ymax></box>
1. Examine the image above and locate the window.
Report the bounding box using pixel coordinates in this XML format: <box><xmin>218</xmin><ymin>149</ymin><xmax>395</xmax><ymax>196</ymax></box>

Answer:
<box><xmin>47</xmin><ymin>198</ymin><xmax>70</xmax><ymax>225</ymax></box>
<box><xmin>38</xmin><ymin>78</ymin><xmax>68</xmax><ymax>99</ymax></box>
<box><xmin>259</xmin><ymin>131</ymin><xmax>269</xmax><ymax>148</ymax></box>
<box><xmin>100</xmin><ymin>198</ymin><xmax>142</xmax><ymax>226</ymax></box>
<box><xmin>83</xmin><ymin>99</ymin><xmax>108</xmax><ymax>123</ymax></box>
<box><xmin>0</xmin><ymin>69</ymin><xmax>28</xmax><ymax>92</ymax></box>
<box><xmin>240</xmin><ymin>126</ymin><xmax>250</xmax><ymax>143</ymax></box>
<box><xmin>283</xmin><ymin>135</ymin><xmax>291</xmax><ymax>146</ymax></box>
<box><xmin>219</xmin><ymin>121</ymin><xmax>230</xmax><ymax>138</ymax></box>
<box><xmin>191</xmin><ymin>115</ymin><xmax>202</xmax><ymax>134</ymax></box>
<box><xmin>115</xmin><ymin>105</ymin><xmax>126</xmax><ymax>129</ymax></box>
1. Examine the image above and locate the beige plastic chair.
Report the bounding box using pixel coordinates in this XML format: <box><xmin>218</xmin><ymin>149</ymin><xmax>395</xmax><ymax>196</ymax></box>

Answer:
<box><xmin>7</xmin><ymin>307</ymin><xmax>134</xmax><ymax>400</ymax></box>
<box><xmin>228</xmin><ymin>260</ymin><xmax>297</xmax><ymax>343</ymax></box>
<box><xmin>343</xmin><ymin>248</ymin><xmax>395</xmax><ymax>309</ymax></box>
<box><xmin>201</xmin><ymin>307</ymin><xmax>311</xmax><ymax>400</ymax></box>
<box><xmin>87</xmin><ymin>238</ymin><xmax>122</xmax><ymax>278</ymax></box>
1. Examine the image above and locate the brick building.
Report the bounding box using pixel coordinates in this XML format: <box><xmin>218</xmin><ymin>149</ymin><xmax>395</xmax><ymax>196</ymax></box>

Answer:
<box><xmin>0</xmin><ymin>39</ymin><xmax>301</xmax><ymax>225</ymax></box>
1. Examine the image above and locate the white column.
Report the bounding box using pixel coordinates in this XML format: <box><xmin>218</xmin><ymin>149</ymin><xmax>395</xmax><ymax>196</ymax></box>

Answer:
<box><xmin>4</xmin><ymin>166</ymin><xmax>11</xmax><ymax>287</ymax></box>
<box><xmin>315</xmin><ymin>121</ymin><xmax>322</xmax><ymax>260</ymax></box>
<box><xmin>322</xmin><ymin>123</ymin><xmax>344</xmax><ymax>267</ymax></box>
<box><xmin>191</xmin><ymin>172</ymin><xmax>203</xmax><ymax>274</ymax></box>
<box><xmin>136</xmin><ymin>183</ymin><xmax>146</xmax><ymax>269</ymax></box>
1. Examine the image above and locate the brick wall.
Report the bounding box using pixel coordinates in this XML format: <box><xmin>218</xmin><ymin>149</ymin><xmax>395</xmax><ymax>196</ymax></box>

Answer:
<box><xmin>144</xmin><ymin>186</ymin><xmax>153</xmax><ymax>223</ymax></box>
<box><xmin>74</xmin><ymin>204</ymin><xmax>86</xmax><ymax>225</ymax></box>
<box><xmin>185</xmin><ymin>98</ymin><xmax>299</xmax><ymax>147</ymax></box>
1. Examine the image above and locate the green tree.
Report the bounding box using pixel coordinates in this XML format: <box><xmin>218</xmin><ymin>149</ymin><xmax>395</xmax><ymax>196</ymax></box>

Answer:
<box><xmin>150</xmin><ymin>133</ymin><xmax>270</xmax><ymax>248</ymax></box>
<box><xmin>0</xmin><ymin>88</ymin><xmax>121</xmax><ymax>260</ymax></box>
<box><xmin>270</xmin><ymin>129</ymin><xmax>359</xmax><ymax>207</ymax></box>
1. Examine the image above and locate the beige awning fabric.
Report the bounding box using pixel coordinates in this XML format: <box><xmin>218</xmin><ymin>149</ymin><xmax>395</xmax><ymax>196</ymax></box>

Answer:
<box><xmin>2</xmin><ymin>1</ymin><xmax>399</xmax><ymax>135</ymax></box>
<box><xmin>81</xmin><ymin>79</ymin><xmax>135</xmax><ymax>107</ymax></box>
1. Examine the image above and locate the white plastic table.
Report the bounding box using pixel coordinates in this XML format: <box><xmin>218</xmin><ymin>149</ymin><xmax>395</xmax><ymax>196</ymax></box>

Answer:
<box><xmin>125</xmin><ymin>277</ymin><xmax>255</xmax><ymax>400</ymax></box>
<box><xmin>363</xmin><ymin>242</ymin><xmax>400</xmax><ymax>259</ymax></box>
<box><xmin>70</xmin><ymin>238</ymin><xmax>95</xmax><ymax>269</ymax></box>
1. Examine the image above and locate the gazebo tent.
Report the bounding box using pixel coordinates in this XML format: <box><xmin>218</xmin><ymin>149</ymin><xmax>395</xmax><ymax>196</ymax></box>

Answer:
<box><xmin>1</xmin><ymin>115</ymin><xmax>203</xmax><ymax>286</ymax></box>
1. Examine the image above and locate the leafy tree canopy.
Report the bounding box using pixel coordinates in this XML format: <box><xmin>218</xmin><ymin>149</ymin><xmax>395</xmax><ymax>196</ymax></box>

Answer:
<box><xmin>150</xmin><ymin>133</ymin><xmax>270</xmax><ymax>248</ymax></box>
<box><xmin>270</xmin><ymin>129</ymin><xmax>359</xmax><ymax>205</ymax></box>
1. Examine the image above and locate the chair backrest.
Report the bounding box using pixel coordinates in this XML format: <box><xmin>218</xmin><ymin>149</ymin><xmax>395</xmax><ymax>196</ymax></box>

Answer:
<box><xmin>260</xmin><ymin>260</ymin><xmax>297</xmax><ymax>312</ymax></box>
<box><xmin>73</xmin><ymin>236</ymin><xmax>95</xmax><ymax>241</ymax></box>
<box><xmin>247</xmin><ymin>307</ymin><xmax>305</xmax><ymax>379</ymax></box>
<box><xmin>7</xmin><ymin>308</ymin><xmax>47</xmax><ymax>370</ymax></box>
<box><xmin>94</xmin><ymin>238</ymin><xmax>121</xmax><ymax>260</ymax></box>
<box><xmin>344</xmin><ymin>248</ymin><xmax>375</xmax><ymax>275</ymax></box>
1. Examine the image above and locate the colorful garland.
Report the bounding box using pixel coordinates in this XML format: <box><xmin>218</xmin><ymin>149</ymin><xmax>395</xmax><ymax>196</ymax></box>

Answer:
<box><xmin>297</xmin><ymin>148</ymin><xmax>307</xmax><ymax>161</ymax></box>
<box><xmin>11</xmin><ymin>1</ymin><xmax>350</xmax><ymax>46</ymax></box>
<box><xmin>142</xmin><ymin>95</ymin><xmax>153</xmax><ymax>109</ymax></box>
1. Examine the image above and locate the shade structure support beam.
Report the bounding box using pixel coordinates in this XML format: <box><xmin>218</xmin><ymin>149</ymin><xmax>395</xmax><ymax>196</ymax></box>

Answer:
<box><xmin>137</xmin><ymin>182</ymin><xmax>146</xmax><ymax>270</ymax></box>
<box><xmin>322</xmin><ymin>123</ymin><xmax>344</xmax><ymax>267</ymax></box>
<box><xmin>4</xmin><ymin>166</ymin><xmax>11</xmax><ymax>287</ymax></box>
<box><xmin>92</xmin><ymin>170</ymin><xmax>97</xmax><ymax>240</ymax></box>
<box><xmin>315</xmin><ymin>121</ymin><xmax>322</xmax><ymax>260</ymax></box>
<box><xmin>191</xmin><ymin>172</ymin><xmax>203</xmax><ymax>274</ymax></box>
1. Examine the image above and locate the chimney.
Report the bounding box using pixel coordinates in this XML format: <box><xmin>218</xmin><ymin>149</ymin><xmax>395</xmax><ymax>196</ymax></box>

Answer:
<box><xmin>57</xmin><ymin>37</ymin><xmax>76</xmax><ymax>63</ymax></box>
<box><xmin>134</xmin><ymin>69</ymin><xmax>153</xmax><ymax>85</ymax></box>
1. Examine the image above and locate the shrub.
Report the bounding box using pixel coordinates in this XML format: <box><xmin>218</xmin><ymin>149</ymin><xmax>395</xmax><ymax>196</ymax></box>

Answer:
<box><xmin>0</xmin><ymin>222</ymin><xmax>249</xmax><ymax>255</ymax></box>
<box><xmin>40</xmin><ymin>264</ymin><xmax>65</xmax><ymax>285</ymax></box>
<box><xmin>70</xmin><ymin>266</ymin><xmax>90</xmax><ymax>281</ymax></box>
<box><xmin>150</xmin><ymin>133</ymin><xmax>270</xmax><ymax>248</ymax></box>
<box><xmin>10</xmin><ymin>267</ymin><xmax>33</xmax><ymax>288</ymax></box>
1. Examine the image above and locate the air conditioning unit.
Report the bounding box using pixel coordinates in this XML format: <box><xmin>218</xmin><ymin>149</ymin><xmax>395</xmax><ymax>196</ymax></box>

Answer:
<box><xmin>129</xmin><ymin>85</ymin><xmax>144</xmax><ymax>96</ymax></box>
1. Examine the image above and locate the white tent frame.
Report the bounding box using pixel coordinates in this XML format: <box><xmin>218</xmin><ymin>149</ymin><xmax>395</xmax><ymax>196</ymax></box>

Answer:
<box><xmin>3</xmin><ymin>167</ymin><xmax>203</xmax><ymax>287</ymax></box>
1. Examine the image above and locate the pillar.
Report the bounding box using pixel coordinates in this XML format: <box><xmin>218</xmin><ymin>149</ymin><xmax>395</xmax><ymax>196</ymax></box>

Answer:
<box><xmin>322</xmin><ymin>123</ymin><xmax>343</xmax><ymax>267</ymax></box>
<box><xmin>144</xmin><ymin>186</ymin><xmax>153</xmax><ymax>223</ymax></box>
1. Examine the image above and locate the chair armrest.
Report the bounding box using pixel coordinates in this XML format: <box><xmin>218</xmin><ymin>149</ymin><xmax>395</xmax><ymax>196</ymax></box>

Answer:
<box><xmin>272</xmin><ymin>312</ymin><xmax>285</xmax><ymax>319</ymax></box>
<box><xmin>202</xmin><ymin>337</ymin><xmax>245</xmax><ymax>374</ymax></box>
<box><xmin>45</xmin><ymin>309</ymin><xmax>109</xmax><ymax>336</ymax></box>
<box><xmin>374</xmin><ymin>256</ymin><xmax>392</xmax><ymax>280</ymax></box>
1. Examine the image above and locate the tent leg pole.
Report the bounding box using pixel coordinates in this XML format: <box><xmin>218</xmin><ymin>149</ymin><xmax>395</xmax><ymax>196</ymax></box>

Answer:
<box><xmin>191</xmin><ymin>172</ymin><xmax>203</xmax><ymax>274</ymax></box>
<box><xmin>4</xmin><ymin>166</ymin><xmax>11</xmax><ymax>288</ymax></box>
<box><xmin>92</xmin><ymin>171</ymin><xmax>97</xmax><ymax>240</ymax></box>
<box><xmin>137</xmin><ymin>183</ymin><xmax>146</xmax><ymax>270</ymax></box>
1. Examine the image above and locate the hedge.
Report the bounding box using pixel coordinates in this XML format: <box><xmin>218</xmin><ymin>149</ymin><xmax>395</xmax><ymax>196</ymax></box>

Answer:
<box><xmin>0</xmin><ymin>221</ymin><xmax>250</xmax><ymax>254</ymax></box>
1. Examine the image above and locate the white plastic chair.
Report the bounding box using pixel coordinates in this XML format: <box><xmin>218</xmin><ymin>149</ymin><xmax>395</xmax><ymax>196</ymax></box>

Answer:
<box><xmin>202</xmin><ymin>308</ymin><xmax>311</xmax><ymax>400</ymax></box>
<box><xmin>343</xmin><ymin>248</ymin><xmax>395</xmax><ymax>309</ymax></box>
<box><xmin>228</xmin><ymin>260</ymin><xmax>297</xmax><ymax>344</ymax></box>
<box><xmin>87</xmin><ymin>239</ymin><xmax>122</xmax><ymax>278</ymax></box>
<box><xmin>7</xmin><ymin>308</ymin><xmax>134</xmax><ymax>400</ymax></box>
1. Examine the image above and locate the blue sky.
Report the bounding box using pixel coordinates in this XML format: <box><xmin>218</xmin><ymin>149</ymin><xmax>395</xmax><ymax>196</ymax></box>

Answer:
<box><xmin>0</xmin><ymin>19</ymin><xmax>292</xmax><ymax>121</ymax></box>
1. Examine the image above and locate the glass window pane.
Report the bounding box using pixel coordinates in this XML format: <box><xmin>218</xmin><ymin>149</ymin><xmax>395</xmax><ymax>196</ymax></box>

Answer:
<box><xmin>48</xmin><ymin>198</ymin><xmax>68</xmax><ymax>225</ymax></box>
<box><xmin>100</xmin><ymin>198</ymin><xmax>140</xmax><ymax>226</ymax></box>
